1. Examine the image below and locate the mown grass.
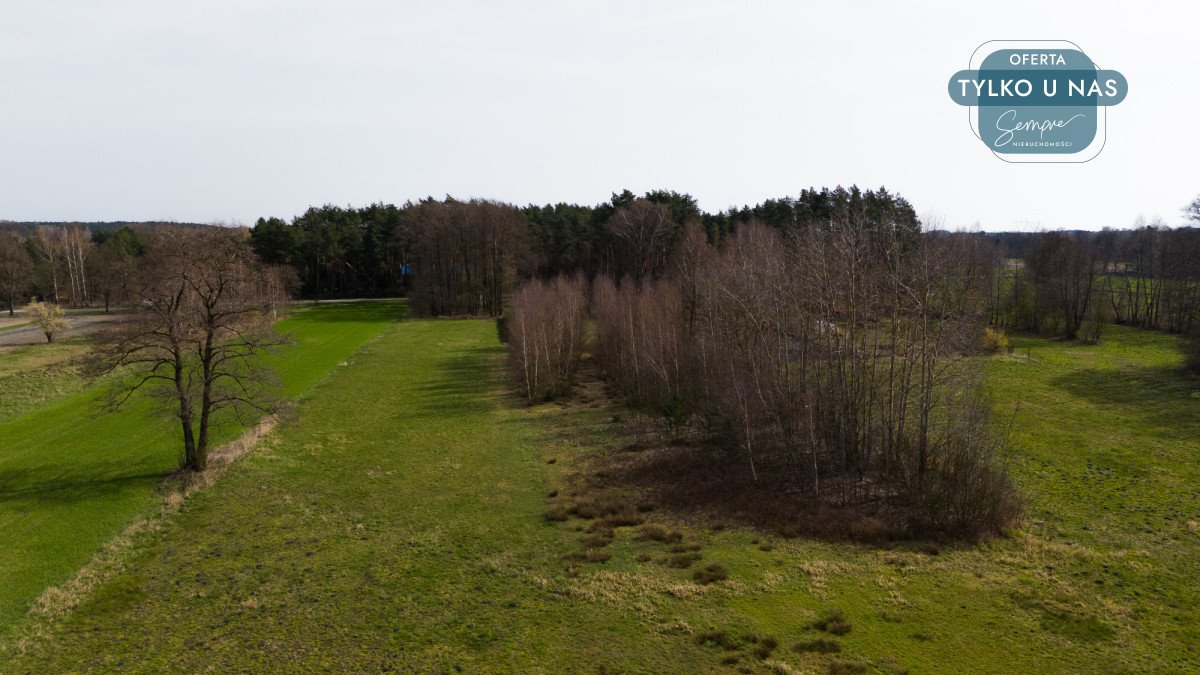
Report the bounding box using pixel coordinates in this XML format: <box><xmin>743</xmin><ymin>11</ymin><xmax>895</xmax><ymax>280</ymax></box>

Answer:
<box><xmin>0</xmin><ymin>342</ymin><xmax>90</xmax><ymax>423</ymax></box>
<box><xmin>7</xmin><ymin>319</ymin><xmax>1199</xmax><ymax>672</ymax></box>
<box><xmin>0</xmin><ymin>301</ymin><xmax>401</xmax><ymax>637</ymax></box>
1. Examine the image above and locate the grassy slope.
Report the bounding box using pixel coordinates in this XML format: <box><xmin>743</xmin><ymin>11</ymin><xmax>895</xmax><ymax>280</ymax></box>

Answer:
<box><xmin>0</xmin><ymin>301</ymin><xmax>400</xmax><ymax>636</ymax></box>
<box><xmin>8</xmin><ymin>320</ymin><xmax>1200</xmax><ymax>672</ymax></box>
<box><xmin>0</xmin><ymin>342</ymin><xmax>90</xmax><ymax>423</ymax></box>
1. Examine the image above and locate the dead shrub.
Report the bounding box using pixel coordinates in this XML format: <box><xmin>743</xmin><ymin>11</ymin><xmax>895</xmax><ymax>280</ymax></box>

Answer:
<box><xmin>581</xmin><ymin>530</ymin><xmax>614</xmax><ymax>549</ymax></box>
<box><xmin>568</xmin><ymin>493</ymin><xmax>634</xmax><ymax>520</ymax></box>
<box><xmin>828</xmin><ymin>661</ymin><xmax>868</xmax><ymax>675</ymax></box>
<box><xmin>634</xmin><ymin>525</ymin><xmax>683</xmax><ymax>543</ymax></box>
<box><xmin>584</xmin><ymin>549</ymin><xmax>611</xmax><ymax>563</ymax></box>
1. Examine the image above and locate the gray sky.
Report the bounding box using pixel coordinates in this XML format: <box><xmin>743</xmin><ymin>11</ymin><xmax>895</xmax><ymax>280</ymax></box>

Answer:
<box><xmin>1</xmin><ymin>1</ymin><xmax>1195</xmax><ymax>230</ymax></box>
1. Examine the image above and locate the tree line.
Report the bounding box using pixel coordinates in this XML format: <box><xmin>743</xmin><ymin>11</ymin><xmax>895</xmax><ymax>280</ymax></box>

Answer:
<box><xmin>247</xmin><ymin>186</ymin><xmax>920</xmax><ymax>303</ymax></box>
<box><xmin>0</xmin><ymin>224</ymin><xmax>151</xmax><ymax>315</ymax></box>
<box><xmin>986</xmin><ymin>223</ymin><xmax>1200</xmax><ymax>360</ymax></box>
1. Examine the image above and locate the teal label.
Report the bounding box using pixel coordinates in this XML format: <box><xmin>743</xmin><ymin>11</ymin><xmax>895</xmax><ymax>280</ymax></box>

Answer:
<box><xmin>948</xmin><ymin>42</ymin><xmax>1127</xmax><ymax>161</ymax></box>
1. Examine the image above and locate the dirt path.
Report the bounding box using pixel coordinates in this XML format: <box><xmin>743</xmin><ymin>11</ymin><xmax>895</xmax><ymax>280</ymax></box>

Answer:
<box><xmin>0</xmin><ymin>314</ymin><xmax>127</xmax><ymax>350</ymax></box>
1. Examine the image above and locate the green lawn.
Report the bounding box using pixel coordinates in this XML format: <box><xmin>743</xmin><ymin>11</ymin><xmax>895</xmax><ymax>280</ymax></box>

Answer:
<box><xmin>5</xmin><ymin>319</ymin><xmax>1198</xmax><ymax>672</ymax></box>
<box><xmin>0</xmin><ymin>301</ymin><xmax>401</xmax><ymax>638</ymax></box>
<box><xmin>0</xmin><ymin>342</ymin><xmax>90</xmax><ymax>424</ymax></box>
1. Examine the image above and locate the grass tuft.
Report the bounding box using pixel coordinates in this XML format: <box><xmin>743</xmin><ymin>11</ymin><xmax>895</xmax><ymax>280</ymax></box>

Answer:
<box><xmin>667</xmin><ymin>552</ymin><xmax>702</xmax><ymax>568</ymax></box>
<box><xmin>695</xmin><ymin>629</ymin><xmax>739</xmax><ymax>651</ymax></box>
<box><xmin>693</xmin><ymin>563</ymin><xmax>728</xmax><ymax>584</ymax></box>
<box><xmin>794</xmin><ymin>638</ymin><xmax>841</xmax><ymax>653</ymax></box>
<box><xmin>811</xmin><ymin>609</ymin><xmax>852</xmax><ymax>635</ymax></box>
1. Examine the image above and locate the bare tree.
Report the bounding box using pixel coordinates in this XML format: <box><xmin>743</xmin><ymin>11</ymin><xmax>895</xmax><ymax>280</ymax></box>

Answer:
<box><xmin>604</xmin><ymin>199</ymin><xmax>677</xmax><ymax>281</ymax></box>
<box><xmin>90</xmin><ymin>227</ymin><xmax>290</xmax><ymax>472</ymax></box>
<box><xmin>507</xmin><ymin>274</ymin><xmax>587</xmax><ymax>403</ymax></box>
<box><xmin>0</xmin><ymin>232</ymin><xmax>33</xmax><ymax>316</ymax></box>
<box><xmin>32</xmin><ymin>227</ymin><xmax>64</xmax><ymax>304</ymax></box>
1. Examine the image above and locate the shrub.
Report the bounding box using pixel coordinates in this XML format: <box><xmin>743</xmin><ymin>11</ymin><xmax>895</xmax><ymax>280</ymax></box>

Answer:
<box><xmin>584</xmin><ymin>549</ymin><xmax>611</xmax><ymax>563</ymax></box>
<box><xmin>982</xmin><ymin>326</ymin><xmax>1009</xmax><ymax>353</ymax></box>
<box><xmin>743</xmin><ymin>634</ymin><xmax>777</xmax><ymax>659</ymax></box>
<box><xmin>812</xmin><ymin>609</ymin><xmax>852</xmax><ymax>635</ymax></box>
<box><xmin>905</xmin><ymin>415</ymin><xmax>1024</xmax><ymax>539</ymax></box>
<box><xmin>634</xmin><ymin>525</ymin><xmax>682</xmax><ymax>543</ymax></box>
<box><xmin>568</xmin><ymin>494</ymin><xmax>634</xmax><ymax>521</ymax></box>
<box><xmin>693</xmin><ymin>563</ymin><xmax>727</xmax><ymax>584</ymax></box>
<box><xmin>695</xmin><ymin>630</ymin><xmax>739</xmax><ymax>650</ymax></box>
<box><xmin>794</xmin><ymin>638</ymin><xmax>841</xmax><ymax>653</ymax></box>
<box><xmin>581</xmin><ymin>530</ymin><xmax>614</xmax><ymax>548</ymax></box>
<box><xmin>544</xmin><ymin>506</ymin><xmax>569</xmax><ymax>522</ymax></box>
<box><xmin>828</xmin><ymin>661</ymin><xmax>868</xmax><ymax>675</ymax></box>
<box><xmin>667</xmin><ymin>552</ymin><xmax>702</xmax><ymax>568</ymax></box>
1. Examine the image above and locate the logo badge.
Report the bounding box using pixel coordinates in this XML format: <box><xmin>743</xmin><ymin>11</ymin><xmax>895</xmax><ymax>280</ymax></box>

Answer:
<box><xmin>948</xmin><ymin>41</ymin><xmax>1127</xmax><ymax>162</ymax></box>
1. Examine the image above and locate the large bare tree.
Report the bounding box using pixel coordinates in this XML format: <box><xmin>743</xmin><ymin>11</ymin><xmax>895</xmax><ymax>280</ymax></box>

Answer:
<box><xmin>91</xmin><ymin>226</ymin><xmax>290</xmax><ymax>471</ymax></box>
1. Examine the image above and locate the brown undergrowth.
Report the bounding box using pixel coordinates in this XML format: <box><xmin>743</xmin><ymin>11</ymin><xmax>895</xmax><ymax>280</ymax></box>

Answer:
<box><xmin>546</xmin><ymin>366</ymin><xmax>948</xmax><ymax>544</ymax></box>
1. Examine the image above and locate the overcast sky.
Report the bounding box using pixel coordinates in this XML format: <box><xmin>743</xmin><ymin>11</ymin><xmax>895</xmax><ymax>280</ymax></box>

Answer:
<box><xmin>0</xmin><ymin>1</ymin><xmax>1195</xmax><ymax>230</ymax></box>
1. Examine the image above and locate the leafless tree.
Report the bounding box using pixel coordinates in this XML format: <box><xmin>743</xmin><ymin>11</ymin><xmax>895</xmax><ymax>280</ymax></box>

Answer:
<box><xmin>32</xmin><ymin>227</ymin><xmax>64</xmax><ymax>304</ymax></box>
<box><xmin>89</xmin><ymin>227</ymin><xmax>291</xmax><ymax>472</ymax></box>
<box><xmin>507</xmin><ymin>273</ymin><xmax>587</xmax><ymax>403</ymax></box>
<box><xmin>0</xmin><ymin>232</ymin><xmax>33</xmax><ymax>316</ymax></box>
<box><xmin>408</xmin><ymin>199</ymin><xmax>532</xmax><ymax>316</ymax></box>
<box><xmin>603</xmin><ymin>199</ymin><xmax>677</xmax><ymax>281</ymax></box>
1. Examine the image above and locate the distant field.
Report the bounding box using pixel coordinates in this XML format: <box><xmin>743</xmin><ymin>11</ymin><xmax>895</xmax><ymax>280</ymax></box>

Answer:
<box><xmin>0</xmin><ymin>301</ymin><xmax>401</xmax><ymax>637</ymax></box>
<box><xmin>6</xmin><ymin>318</ymin><xmax>1198</xmax><ymax>671</ymax></box>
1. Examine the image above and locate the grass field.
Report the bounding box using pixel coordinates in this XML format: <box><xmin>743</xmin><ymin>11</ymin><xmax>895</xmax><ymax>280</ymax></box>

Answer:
<box><xmin>0</xmin><ymin>301</ymin><xmax>401</xmax><ymax>638</ymax></box>
<box><xmin>3</xmin><ymin>316</ymin><xmax>1198</xmax><ymax>672</ymax></box>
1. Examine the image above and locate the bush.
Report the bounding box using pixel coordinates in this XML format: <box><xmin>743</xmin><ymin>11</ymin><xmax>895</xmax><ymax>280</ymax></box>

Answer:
<box><xmin>667</xmin><ymin>552</ymin><xmax>701</xmax><ymax>568</ymax></box>
<box><xmin>634</xmin><ymin>525</ymin><xmax>682</xmax><ymax>543</ymax></box>
<box><xmin>569</xmin><ymin>493</ymin><xmax>635</xmax><ymax>521</ymax></box>
<box><xmin>906</xmin><ymin>417</ymin><xmax>1024</xmax><ymax>538</ymax></box>
<box><xmin>581</xmin><ymin>530</ymin><xmax>614</xmax><ymax>548</ymax></box>
<box><xmin>794</xmin><ymin>638</ymin><xmax>841</xmax><ymax>653</ymax></box>
<box><xmin>584</xmin><ymin>549</ymin><xmax>611</xmax><ymax>563</ymax></box>
<box><xmin>828</xmin><ymin>661</ymin><xmax>868</xmax><ymax>675</ymax></box>
<box><xmin>811</xmin><ymin>609</ymin><xmax>852</xmax><ymax>635</ymax></box>
<box><xmin>695</xmin><ymin>630</ymin><xmax>739</xmax><ymax>650</ymax></box>
<box><xmin>982</xmin><ymin>326</ymin><xmax>1009</xmax><ymax>353</ymax></box>
<box><xmin>692</xmin><ymin>563</ymin><xmax>727</xmax><ymax>584</ymax></box>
